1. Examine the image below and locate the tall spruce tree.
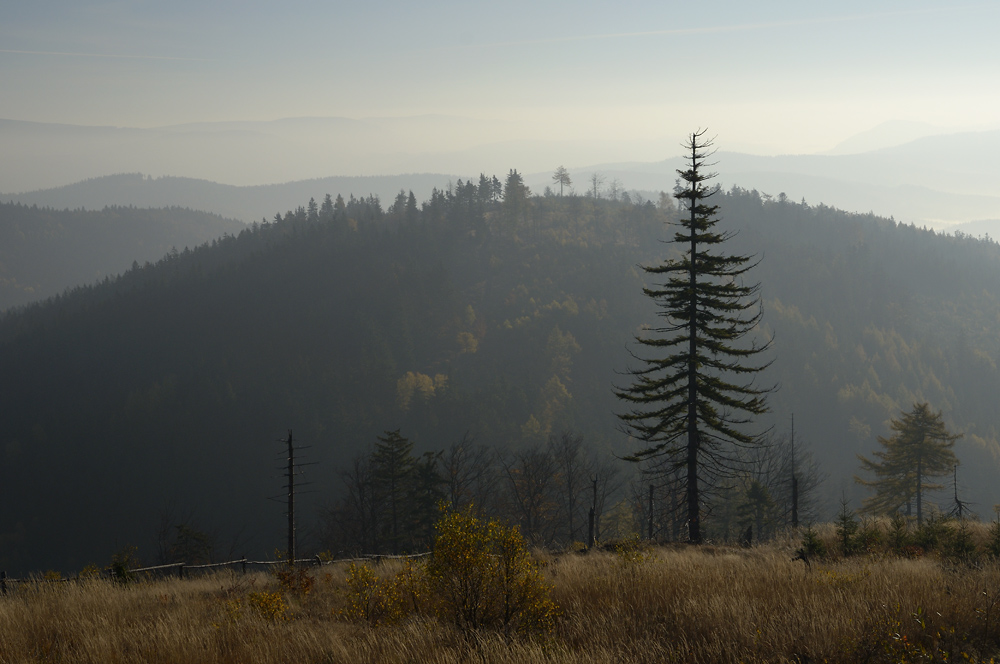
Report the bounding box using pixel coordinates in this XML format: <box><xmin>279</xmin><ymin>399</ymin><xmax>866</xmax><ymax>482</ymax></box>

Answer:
<box><xmin>615</xmin><ymin>130</ymin><xmax>772</xmax><ymax>544</ymax></box>
<box><xmin>856</xmin><ymin>402</ymin><xmax>961</xmax><ymax>524</ymax></box>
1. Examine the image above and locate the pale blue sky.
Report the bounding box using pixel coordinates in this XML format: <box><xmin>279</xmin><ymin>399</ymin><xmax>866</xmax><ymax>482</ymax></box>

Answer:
<box><xmin>2</xmin><ymin>0</ymin><xmax>998</xmax><ymax>155</ymax></box>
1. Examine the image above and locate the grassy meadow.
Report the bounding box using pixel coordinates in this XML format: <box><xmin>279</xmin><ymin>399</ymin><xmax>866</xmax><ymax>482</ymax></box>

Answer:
<box><xmin>3</xmin><ymin>521</ymin><xmax>1000</xmax><ymax>663</ymax></box>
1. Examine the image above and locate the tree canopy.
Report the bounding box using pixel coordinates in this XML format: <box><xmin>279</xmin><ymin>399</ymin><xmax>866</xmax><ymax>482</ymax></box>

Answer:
<box><xmin>856</xmin><ymin>402</ymin><xmax>960</xmax><ymax>523</ymax></box>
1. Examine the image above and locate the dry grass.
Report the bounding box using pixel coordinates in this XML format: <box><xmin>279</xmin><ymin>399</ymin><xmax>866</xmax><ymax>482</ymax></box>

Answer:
<box><xmin>3</xmin><ymin>542</ymin><xmax>1000</xmax><ymax>663</ymax></box>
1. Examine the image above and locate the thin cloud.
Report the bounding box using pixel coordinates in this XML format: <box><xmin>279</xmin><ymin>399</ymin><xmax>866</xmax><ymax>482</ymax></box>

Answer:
<box><xmin>0</xmin><ymin>49</ymin><xmax>209</xmax><ymax>62</ymax></box>
<box><xmin>431</xmin><ymin>5</ymin><xmax>990</xmax><ymax>52</ymax></box>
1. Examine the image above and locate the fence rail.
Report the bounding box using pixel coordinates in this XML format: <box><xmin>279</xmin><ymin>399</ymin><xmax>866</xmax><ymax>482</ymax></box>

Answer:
<box><xmin>0</xmin><ymin>552</ymin><xmax>431</xmax><ymax>593</ymax></box>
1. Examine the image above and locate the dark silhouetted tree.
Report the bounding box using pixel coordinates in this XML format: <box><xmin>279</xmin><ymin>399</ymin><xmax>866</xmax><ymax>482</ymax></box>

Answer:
<box><xmin>372</xmin><ymin>430</ymin><xmax>416</xmax><ymax>554</ymax></box>
<box><xmin>615</xmin><ymin>129</ymin><xmax>772</xmax><ymax>543</ymax></box>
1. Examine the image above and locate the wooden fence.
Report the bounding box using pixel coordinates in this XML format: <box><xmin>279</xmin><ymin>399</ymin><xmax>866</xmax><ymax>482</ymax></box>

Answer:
<box><xmin>0</xmin><ymin>552</ymin><xmax>431</xmax><ymax>594</ymax></box>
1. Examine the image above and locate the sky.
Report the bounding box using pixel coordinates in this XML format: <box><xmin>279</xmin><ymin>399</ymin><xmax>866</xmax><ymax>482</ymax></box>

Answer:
<box><xmin>2</xmin><ymin>0</ymin><xmax>999</xmax><ymax>157</ymax></box>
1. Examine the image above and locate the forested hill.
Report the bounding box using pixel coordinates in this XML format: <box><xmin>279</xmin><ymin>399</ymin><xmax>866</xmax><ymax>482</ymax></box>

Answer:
<box><xmin>2</xmin><ymin>179</ymin><xmax>999</xmax><ymax>573</ymax></box>
<box><xmin>0</xmin><ymin>202</ymin><xmax>245</xmax><ymax>311</ymax></box>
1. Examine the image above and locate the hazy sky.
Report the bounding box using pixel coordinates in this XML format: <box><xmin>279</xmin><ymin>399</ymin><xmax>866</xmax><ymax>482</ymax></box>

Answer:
<box><xmin>2</xmin><ymin>0</ymin><xmax>999</xmax><ymax>155</ymax></box>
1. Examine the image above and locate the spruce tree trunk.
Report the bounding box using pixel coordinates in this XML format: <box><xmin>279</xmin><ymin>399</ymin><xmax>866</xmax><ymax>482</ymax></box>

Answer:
<box><xmin>687</xmin><ymin>163</ymin><xmax>701</xmax><ymax>544</ymax></box>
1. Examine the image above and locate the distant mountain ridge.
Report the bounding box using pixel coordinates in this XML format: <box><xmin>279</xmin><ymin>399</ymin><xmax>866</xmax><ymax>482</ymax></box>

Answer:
<box><xmin>3</xmin><ymin>117</ymin><xmax>999</xmax><ymax>228</ymax></box>
<box><xmin>2</xmin><ymin>172</ymin><xmax>462</xmax><ymax>223</ymax></box>
<box><xmin>524</xmin><ymin>132</ymin><xmax>1000</xmax><ymax>230</ymax></box>
<box><xmin>821</xmin><ymin>120</ymin><xmax>948</xmax><ymax>155</ymax></box>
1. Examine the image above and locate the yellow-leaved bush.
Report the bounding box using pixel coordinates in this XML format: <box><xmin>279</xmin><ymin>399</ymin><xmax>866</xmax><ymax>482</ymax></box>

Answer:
<box><xmin>339</xmin><ymin>507</ymin><xmax>558</xmax><ymax>637</ymax></box>
<box><xmin>425</xmin><ymin>507</ymin><xmax>558</xmax><ymax>637</ymax></box>
<box><xmin>339</xmin><ymin>560</ymin><xmax>422</xmax><ymax>626</ymax></box>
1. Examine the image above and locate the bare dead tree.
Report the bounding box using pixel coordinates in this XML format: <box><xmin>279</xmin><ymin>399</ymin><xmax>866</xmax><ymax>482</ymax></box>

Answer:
<box><xmin>499</xmin><ymin>444</ymin><xmax>561</xmax><ymax>545</ymax></box>
<box><xmin>442</xmin><ymin>432</ymin><xmax>499</xmax><ymax>516</ymax></box>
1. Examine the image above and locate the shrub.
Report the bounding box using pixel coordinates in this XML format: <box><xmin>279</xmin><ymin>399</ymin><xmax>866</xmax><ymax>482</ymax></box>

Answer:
<box><xmin>272</xmin><ymin>565</ymin><xmax>315</xmax><ymax>596</ymax></box>
<box><xmin>612</xmin><ymin>535</ymin><xmax>652</xmax><ymax>566</ymax></box>
<box><xmin>913</xmin><ymin>513</ymin><xmax>948</xmax><ymax>552</ymax></box>
<box><xmin>800</xmin><ymin>526</ymin><xmax>827</xmax><ymax>559</ymax></box>
<box><xmin>856</xmin><ymin>517</ymin><xmax>883</xmax><ymax>553</ymax></box>
<box><xmin>109</xmin><ymin>545</ymin><xmax>140</xmax><ymax>584</ymax></box>
<box><xmin>338</xmin><ymin>561</ymin><xmax>412</xmax><ymax>626</ymax></box>
<box><xmin>942</xmin><ymin>519</ymin><xmax>978</xmax><ymax>563</ymax></box>
<box><xmin>888</xmin><ymin>513</ymin><xmax>911</xmax><ymax>555</ymax></box>
<box><xmin>246</xmin><ymin>591</ymin><xmax>289</xmax><ymax>621</ymax></box>
<box><xmin>424</xmin><ymin>507</ymin><xmax>559</xmax><ymax>637</ymax></box>
<box><xmin>337</xmin><ymin>507</ymin><xmax>559</xmax><ymax>636</ymax></box>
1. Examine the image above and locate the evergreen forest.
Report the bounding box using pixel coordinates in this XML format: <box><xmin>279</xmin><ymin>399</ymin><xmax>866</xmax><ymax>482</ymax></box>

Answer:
<box><xmin>0</xmin><ymin>201</ymin><xmax>244</xmax><ymax>310</ymax></box>
<box><xmin>2</xmin><ymin>174</ymin><xmax>1000</xmax><ymax>573</ymax></box>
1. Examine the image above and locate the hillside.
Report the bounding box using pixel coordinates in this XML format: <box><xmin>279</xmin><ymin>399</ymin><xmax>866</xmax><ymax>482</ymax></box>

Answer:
<box><xmin>0</xmin><ymin>203</ymin><xmax>245</xmax><ymax>311</ymax></box>
<box><xmin>2</xmin><ymin>181</ymin><xmax>1000</xmax><ymax>573</ymax></box>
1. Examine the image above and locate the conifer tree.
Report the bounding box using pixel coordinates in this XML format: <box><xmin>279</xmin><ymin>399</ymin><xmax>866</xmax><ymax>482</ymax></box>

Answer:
<box><xmin>372</xmin><ymin>430</ymin><xmax>416</xmax><ymax>554</ymax></box>
<box><xmin>856</xmin><ymin>402</ymin><xmax>960</xmax><ymax>524</ymax></box>
<box><xmin>320</xmin><ymin>193</ymin><xmax>335</xmax><ymax>221</ymax></box>
<box><xmin>615</xmin><ymin>130</ymin><xmax>772</xmax><ymax>543</ymax></box>
<box><xmin>307</xmin><ymin>197</ymin><xmax>319</xmax><ymax>223</ymax></box>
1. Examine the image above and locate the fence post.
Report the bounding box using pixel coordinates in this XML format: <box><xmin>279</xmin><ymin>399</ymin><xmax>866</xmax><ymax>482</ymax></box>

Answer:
<box><xmin>1</xmin><ymin>570</ymin><xmax>6</xmax><ymax>596</ymax></box>
<box><xmin>587</xmin><ymin>507</ymin><xmax>595</xmax><ymax>549</ymax></box>
<box><xmin>241</xmin><ymin>558</ymin><xmax>247</xmax><ymax>575</ymax></box>
<box><xmin>178</xmin><ymin>564</ymin><xmax>185</xmax><ymax>580</ymax></box>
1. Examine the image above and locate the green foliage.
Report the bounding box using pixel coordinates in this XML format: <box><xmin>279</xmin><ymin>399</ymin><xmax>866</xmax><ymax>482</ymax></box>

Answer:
<box><xmin>372</xmin><ymin>430</ymin><xmax>418</xmax><ymax>555</ymax></box>
<box><xmin>835</xmin><ymin>500</ymin><xmax>861</xmax><ymax>556</ymax></box>
<box><xmin>856</xmin><ymin>517</ymin><xmax>883</xmax><ymax>554</ymax></box>
<box><xmin>942</xmin><ymin>519</ymin><xmax>977</xmax><ymax>562</ymax></box>
<box><xmin>888</xmin><ymin>513</ymin><xmax>911</xmax><ymax>555</ymax></box>
<box><xmin>328</xmin><ymin>430</ymin><xmax>444</xmax><ymax>556</ymax></box>
<box><xmin>800</xmin><ymin>526</ymin><xmax>827</xmax><ymax>558</ymax></box>
<box><xmin>108</xmin><ymin>545</ymin><xmax>140</xmax><ymax>584</ymax></box>
<box><xmin>912</xmin><ymin>513</ymin><xmax>949</xmax><ymax>551</ymax></box>
<box><xmin>856</xmin><ymin>403</ymin><xmax>961</xmax><ymax>524</ymax></box>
